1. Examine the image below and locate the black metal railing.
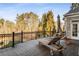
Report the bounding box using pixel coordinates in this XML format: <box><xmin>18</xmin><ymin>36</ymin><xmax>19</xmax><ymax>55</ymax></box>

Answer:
<box><xmin>0</xmin><ymin>31</ymin><xmax>55</xmax><ymax>49</ymax></box>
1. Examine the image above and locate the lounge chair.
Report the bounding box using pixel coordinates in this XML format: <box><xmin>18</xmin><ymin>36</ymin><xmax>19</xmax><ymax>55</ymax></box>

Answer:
<box><xmin>38</xmin><ymin>33</ymin><xmax>65</xmax><ymax>55</ymax></box>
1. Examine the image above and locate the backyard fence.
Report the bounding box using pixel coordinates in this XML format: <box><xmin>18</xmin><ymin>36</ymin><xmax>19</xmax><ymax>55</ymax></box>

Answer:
<box><xmin>0</xmin><ymin>31</ymin><xmax>55</xmax><ymax>49</ymax></box>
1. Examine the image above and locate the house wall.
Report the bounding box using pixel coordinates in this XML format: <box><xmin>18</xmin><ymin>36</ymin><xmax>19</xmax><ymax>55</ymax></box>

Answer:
<box><xmin>65</xmin><ymin>17</ymin><xmax>71</xmax><ymax>38</ymax></box>
<box><xmin>65</xmin><ymin>15</ymin><xmax>79</xmax><ymax>39</ymax></box>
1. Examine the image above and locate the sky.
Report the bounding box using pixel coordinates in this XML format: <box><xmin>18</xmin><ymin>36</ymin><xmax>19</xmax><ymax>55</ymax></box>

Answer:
<box><xmin>0</xmin><ymin>3</ymin><xmax>71</xmax><ymax>22</ymax></box>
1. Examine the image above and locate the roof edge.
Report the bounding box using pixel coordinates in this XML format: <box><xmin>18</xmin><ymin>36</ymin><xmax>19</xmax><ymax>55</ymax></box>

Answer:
<box><xmin>64</xmin><ymin>12</ymin><xmax>79</xmax><ymax>17</ymax></box>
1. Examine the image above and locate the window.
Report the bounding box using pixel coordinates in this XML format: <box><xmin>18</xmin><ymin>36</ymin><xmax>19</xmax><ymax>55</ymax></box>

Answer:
<box><xmin>72</xmin><ymin>24</ymin><xmax>78</xmax><ymax>37</ymax></box>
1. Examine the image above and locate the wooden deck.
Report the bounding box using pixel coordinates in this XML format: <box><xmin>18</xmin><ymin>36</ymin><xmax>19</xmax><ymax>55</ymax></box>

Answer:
<box><xmin>0</xmin><ymin>38</ymin><xmax>79</xmax><ymax>56</ymax></box>
<box><xmin>0</xmin><ymin>39</ymin><xmax>50</xmax><ymax>56</ymax></box>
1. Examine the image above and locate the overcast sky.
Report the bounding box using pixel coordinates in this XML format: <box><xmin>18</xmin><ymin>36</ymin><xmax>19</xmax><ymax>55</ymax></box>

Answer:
<box><xmin>0</xmin><ymin>3</ymin><xmax>71</xmax><ymax>22</ymax></box>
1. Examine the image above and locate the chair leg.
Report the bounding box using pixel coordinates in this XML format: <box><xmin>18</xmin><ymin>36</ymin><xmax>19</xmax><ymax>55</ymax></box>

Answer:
<box><xmin>39</xmin><ymin>42</ymin><xmax>42</xmax><ymax>47</ymax></box>
<box><xmin>59</xmin><ymin>51</ymin><xmax>63</xmax><ymax>55</ymax></box>
<box><xmin>50</xmin><ymin>49</ymin><xmax>54</xmax><ymax>56</ymax></box>
<box><xmin>39</xmin><ymin>42</ymin><xmax>41</xmax><ymax>45</ymax></box>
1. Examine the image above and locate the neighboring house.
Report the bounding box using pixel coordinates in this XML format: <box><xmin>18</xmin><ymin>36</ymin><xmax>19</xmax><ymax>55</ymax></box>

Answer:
<box><xmin>64</xmin><ymin>3</ymin><xmax>79</xmax><ymax>40</ymax></box>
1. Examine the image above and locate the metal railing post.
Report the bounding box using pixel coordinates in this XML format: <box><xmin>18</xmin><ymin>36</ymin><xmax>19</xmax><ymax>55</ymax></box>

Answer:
<box><xmin>35</xmin><ymin>31</ymin><xmax>38</xmax><ymax>39</ymax></box>
<box><xmin>12</xmin><ymin>32</ymin><xmax>15</xmax><ymax>47</ymax></box>
<box><xmin>21</xmin><ymin>31</ymin><xmax>23</xmax><ymax>43</ymax></box>
<box><xmin>50</xmin><ymin>30</ymin><xmax>51</xmax><ymax>37</ymax></box>
<box><xmin>44</xmin><ymin>30</ymin><xmax>45</xmax><ymax>37</ymax></box>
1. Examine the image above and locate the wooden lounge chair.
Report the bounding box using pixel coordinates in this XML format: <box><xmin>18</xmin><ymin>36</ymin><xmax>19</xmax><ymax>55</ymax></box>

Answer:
<box><xmin>38</xmin><ymin>33</ymin><xmax>65</xmax><ymax>55</ymax></box>
<box><xmin>45</xmin><ymin>44</ymin><xmax>64</xmax><ymax>55</ymax></box>
<box><xmin>38</xmin><ymin>38</ymin><xmax>53</xmax><ymax>45</ymax></box>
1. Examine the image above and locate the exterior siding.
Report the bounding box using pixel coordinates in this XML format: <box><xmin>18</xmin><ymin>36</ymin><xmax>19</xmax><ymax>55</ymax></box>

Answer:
<box><xmin>65</xmin><ymin>18</ymin><xmax>71</xmax><ymax>38</ymax></box>
<box><xmin>64</xmin><ymin>3</ymin><xmax>79</xmax><ymax>39</ymax></box>
<box><xmin>65</xmin><ymin>16</ymin><xmax>79</xmax><ymax>39</ymax></box>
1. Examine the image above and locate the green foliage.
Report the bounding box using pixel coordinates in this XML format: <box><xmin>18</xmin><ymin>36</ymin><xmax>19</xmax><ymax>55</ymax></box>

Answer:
<box><xmin>16</xmin><ymin>12</ymin><xmax>39</xmax><ymax>32</ymax></box>
<box><xmin>46</xmin><ymin>11</ymin><xmax>56</xmax><ymax>32</ymax></box>
<box><xmin>38</xmin><ymin>11</ymin><xmax>56</xmax><ymax>36</ymax></box>
<box><xmin>0</xmin><ymin>18</ymin><xmax>4</xmax><ymax>24</ymax></box>
<box><xmin>5</xmin><ymin>20</ymin><xmax>15</xmax><ymax>33</ymax></box>
<box><xmin>71</xmin><ymin>3</ymin><xmax>79</xmax><ymax>9</ymax></box>
<box><xmin>16</xmin><ymin>14</ymin><xmax>26</xmax><ymax>32</ymax></box>
<box><xmin>0</xmin><ymin>11</ymin><xmax>63</xmax><ymax>35</ymax></box>
<box><xmin>0</xmin><ymin>18</ymin><xmax>4</xmax><ymax>28</ymax></box>
<box><xmin>42</xmin><ymin>13</ymin><xmax>47</xmax><ymax>31</ymax></box>
<box><xmin>0</xmin><ymin>18</ymin><xmax>15</xmax><ymax>33</ymax></box>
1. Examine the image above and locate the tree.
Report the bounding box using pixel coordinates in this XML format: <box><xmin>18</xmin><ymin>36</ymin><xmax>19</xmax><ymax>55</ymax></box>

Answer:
<box><xmin>38</xmin><ymin>21</ymin><xmax>42</xmax><ymax>31</ymax></box>
<box><xmin>71</xmin><ymin>3</ymin><xmax>79</xmax><ymax>10</ymax></box>
<box><xmin>57</xmin><ymin>15</ymin><xmax>62</xmax><ymax>33</ymax></box>
<box><xmin>40</xmin><ymin>11</ymin><xmax>56</xmax><ymax>36</ymax></box>
<box><xmin>16</xmin><ymin>12</ymin><xmax>39</xmax><ymax>32</ymax></box>
<box><xmin>5</xmin><ymin>20</ymin><xmax>15</xmax><ymax>33</ymax></box>
<box><xmin>0</xmin><ymin>18</ymin><xmax>5</xmax><ymax>33</ymax></box>
<box><xmin>46</xmin><ymin>11</ymin><xmax>56</xmax><ymax>35</ymax></box>
<box><xmin>0</xmin><ymin>18</ymin><xmax>4</xmax><ymax>28</ymax></box>
<box><xmin>16</xmin><ymin>14</ymin><xmax>26</xmax><ymax>32</ymax></box>
<box><xmin>42</xmin><ymin>13</ymin><xmax>47</xmax><ymax>37</ymax></box>
<box><xmin>42</xmin><ymin>13</ymin><xmax>47</xmax><ymax>31</ymax></box>
<box><xmin>24</xmin><ymin>12</ymin><xmax>39</xmax><ymax>32</ymax></box>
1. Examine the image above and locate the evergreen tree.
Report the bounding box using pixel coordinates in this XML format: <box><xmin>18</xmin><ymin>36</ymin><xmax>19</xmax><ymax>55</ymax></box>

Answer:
<box><xmin>40</xmin><ymin>11</ymin><xmax>56</xmax><ymax>37</ymax></box>
<box><xmin>57</xmin><ymin>15</ymin><xmax>62</xmax><ymax>33</ymax></box>
<box><xmin>42</xmin><ymin>13</ymin><xmax>47</xmax><ymax>37</ymax></box>
<box><xmin>46</xmin><ymin>11</ymin><xmax>56</xmax><ymax>36</ymax></box>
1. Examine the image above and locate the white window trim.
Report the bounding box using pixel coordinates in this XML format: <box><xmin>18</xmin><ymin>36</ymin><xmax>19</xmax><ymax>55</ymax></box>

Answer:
<box><xmin>71</xmin><ymin>20</ymin><xmax>79</xmax><ymax>40</ymax></box>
